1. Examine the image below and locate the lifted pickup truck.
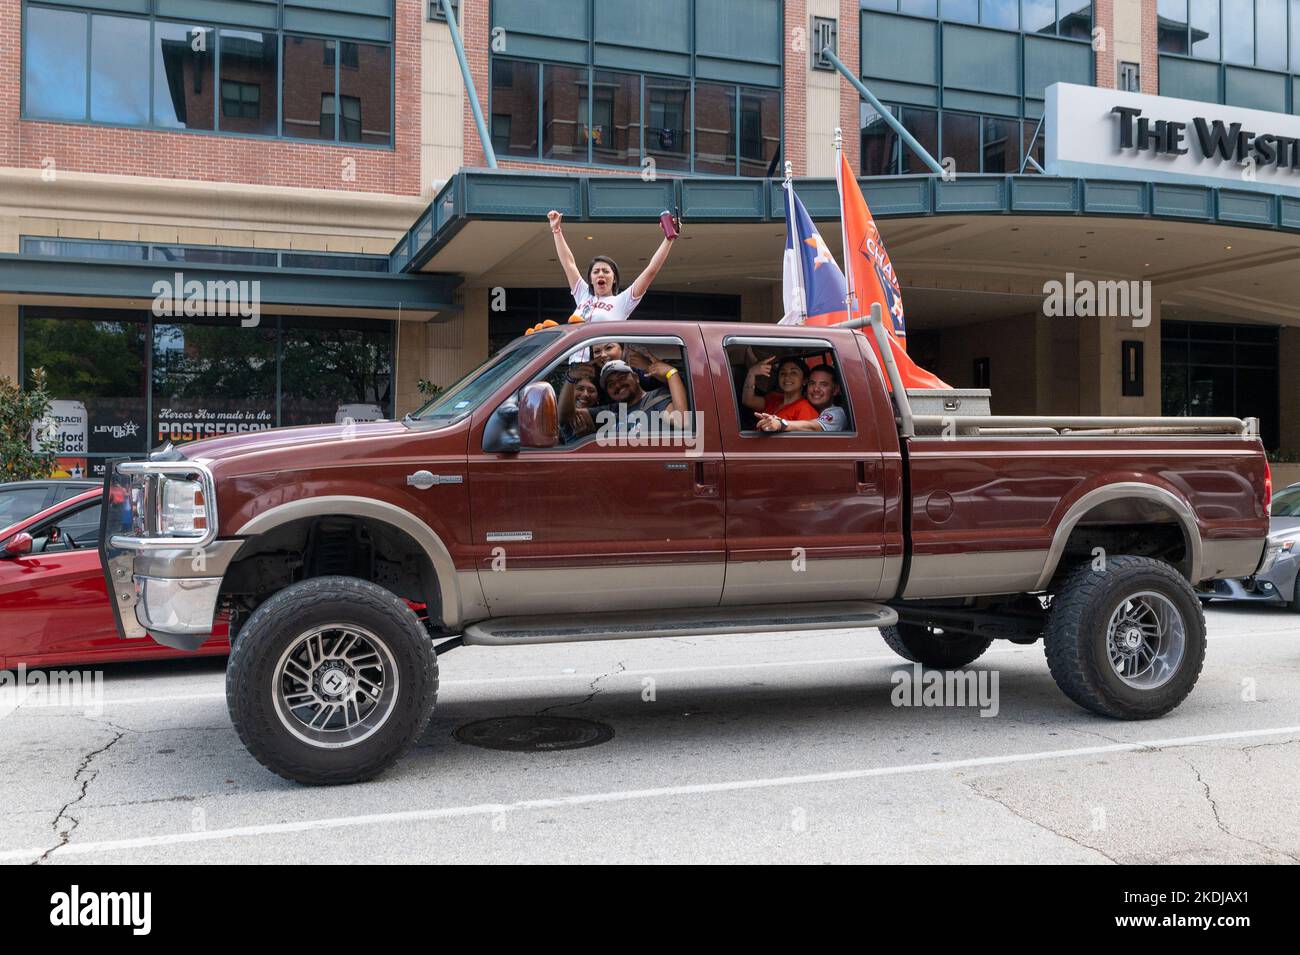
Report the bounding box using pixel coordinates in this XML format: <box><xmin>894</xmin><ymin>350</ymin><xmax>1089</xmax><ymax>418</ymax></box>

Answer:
<box><xmin>101</xmin><ymin>310</ymin><xmax>1272</xmax><ymax>785</ymax></box>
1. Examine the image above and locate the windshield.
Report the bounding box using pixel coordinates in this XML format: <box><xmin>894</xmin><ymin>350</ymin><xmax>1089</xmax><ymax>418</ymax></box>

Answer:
<box><xmin>407</xmin><ymin>331</ymin><xmax>559</xmax><ymax>423</ymax></box>
<box><xmin>1272</xmin><ymin>484</ymin><xmax>1300</xmax><ymax>517</ymax></box>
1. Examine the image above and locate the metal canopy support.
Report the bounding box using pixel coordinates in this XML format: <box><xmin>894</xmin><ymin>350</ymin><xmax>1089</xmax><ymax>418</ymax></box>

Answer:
<box><xmin>821</xmin><ymin>47</ymin><xmax>945</xmax><ymax>177</ymax></box>
<box><xmin>440</xmin><ymin>0</ymin><xmax>497</xmax><ymax>169</ymax></box>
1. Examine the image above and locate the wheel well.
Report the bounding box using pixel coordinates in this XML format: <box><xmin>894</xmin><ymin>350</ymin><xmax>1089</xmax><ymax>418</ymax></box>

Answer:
<box><xmin>1055</xmin><ymin>497</ymin><xmax>1192</xmax><ymax>583</ymax></box>
<box><xmin>218</xmin><ymin>516</ymin><xmax>442</xmax><ymax>634</ymax></box>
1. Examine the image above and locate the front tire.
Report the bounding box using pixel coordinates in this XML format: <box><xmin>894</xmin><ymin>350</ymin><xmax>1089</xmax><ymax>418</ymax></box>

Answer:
<box><xmin>1044</xmin><ymin>556</ymin><xmax>1205</xmax><ymax>719</ymax></box>
<box><xmin>226</xmin><ymin>576</ymin><xmax>438</xmax><ymax>785</ymax></box>
<box><xmin>880</xmin><ymin>622</ymin><xmax>992</xmax><ymax>668</ymax></box>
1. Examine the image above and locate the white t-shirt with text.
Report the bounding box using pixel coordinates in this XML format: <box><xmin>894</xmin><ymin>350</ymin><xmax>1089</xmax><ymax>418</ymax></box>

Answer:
<box><xmin>817</xmin><ymin>406</ymin><xmax>848</xmax><ymax>432</ymax></box>
<box><xmin>572</xmin><ymin>278</ymin><xmax>642</xmax><ymax>323</ymax></box>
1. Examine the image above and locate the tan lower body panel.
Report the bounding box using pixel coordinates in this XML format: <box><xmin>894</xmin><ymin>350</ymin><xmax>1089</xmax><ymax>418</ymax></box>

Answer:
<box><xmin>904</xmin><ymin>550</ymin><xmax>1048</xmax><ymax>599</ymax></box>
<box><xmin>721</xmin><ymin>557</ymin><xmax>886</xmax><ymax>605</ymax></box>
<box><xmin>1201</xmin><ymin>539</ymin><xmax>1266</xmax><ymax>580</ymax></box>
<box><xmin>477</xmin><ymin>562</ymin><xmax>725</xmax><ymax>617</ymax></box>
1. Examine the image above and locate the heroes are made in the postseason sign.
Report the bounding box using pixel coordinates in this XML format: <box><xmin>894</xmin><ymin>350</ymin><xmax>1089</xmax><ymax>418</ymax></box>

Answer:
<box><xmin>1045</xmin><ymin>82</ymin><xmax>1300</xmax><ymax>198</ymax></box>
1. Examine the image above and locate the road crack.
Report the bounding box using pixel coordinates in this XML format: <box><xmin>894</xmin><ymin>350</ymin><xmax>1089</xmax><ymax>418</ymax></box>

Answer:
<box><xmin>964</xmin><ymin>780</ymin><xmax>1120</xmax><ymax>864</ymax></box>
<box><xmin>1176</xmin><ymin>753</ymin><xmax>1300</xmax><ymax>863</ymax></box>
<box><xmin>537</xmin><ymin>662</ymin><xmax>626</xmax><ymax>716</ymax></box>
<box><xmin>32</xmin><ymin>730</ymin><xmax>125</xmax><ymax>865</ymax></box>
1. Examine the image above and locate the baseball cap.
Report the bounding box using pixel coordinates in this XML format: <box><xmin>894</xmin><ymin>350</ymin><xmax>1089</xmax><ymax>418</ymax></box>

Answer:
<box><xmin>600</xmin><ymin>359</ymin><xmax>635</xmax><ymax>386</ymax></box>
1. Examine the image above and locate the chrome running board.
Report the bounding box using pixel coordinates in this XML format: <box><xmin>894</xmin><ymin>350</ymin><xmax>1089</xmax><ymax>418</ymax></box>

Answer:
<box><xmin>464</xmin><ymin>601</ymin><xmax>898</xmax><ymax>646</ymax></box>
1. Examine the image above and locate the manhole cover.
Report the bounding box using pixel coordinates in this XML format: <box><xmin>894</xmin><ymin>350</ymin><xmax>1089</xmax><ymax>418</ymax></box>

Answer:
<box><xmin>454</xmin><ymin>715</ymin><xmax>614</xmax><ymax>752</ymax></box>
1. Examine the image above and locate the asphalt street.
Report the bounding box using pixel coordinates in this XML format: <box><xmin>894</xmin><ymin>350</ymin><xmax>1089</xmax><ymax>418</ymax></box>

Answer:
<box><xmin>1</xmin><ymin>603</ymin><xmax>1297</xmax><ymax>864</ymax></box>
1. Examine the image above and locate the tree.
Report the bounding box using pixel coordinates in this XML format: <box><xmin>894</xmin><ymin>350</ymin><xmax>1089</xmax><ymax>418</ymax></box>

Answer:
<box><xmin>0</xmin><ymin>368</ymin><xmax>58</xmax><ymax>482</ymax></box>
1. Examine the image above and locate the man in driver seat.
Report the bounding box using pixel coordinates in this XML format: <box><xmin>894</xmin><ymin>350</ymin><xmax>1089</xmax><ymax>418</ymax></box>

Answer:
<box><xmin>560</xmin><ymin>358</ymin><xmax>688</xmax><ymax>439</ymax></box>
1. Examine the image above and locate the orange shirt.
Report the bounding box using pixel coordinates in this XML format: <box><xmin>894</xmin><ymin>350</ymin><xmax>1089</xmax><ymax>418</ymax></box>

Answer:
<box><xmin>763</xmin><ymin>393</ymin><xmax>819</xmax><ymax>421</ymax></box>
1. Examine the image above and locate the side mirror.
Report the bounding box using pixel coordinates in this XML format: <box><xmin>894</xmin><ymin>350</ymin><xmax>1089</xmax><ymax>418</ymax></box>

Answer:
<box><xmin>483</xmin><ymin>397</ymin><xmax>521</xmax><ymax>454</ymax></box>
<box><xmin>1</xmin><ymin>532</ymin><xmax>33</xmax><ymax>558</ymax></box>
<box><xmin>519</xmin><ymin>382</ymin><xmax>558</xmax><ymax>449</ymax></box>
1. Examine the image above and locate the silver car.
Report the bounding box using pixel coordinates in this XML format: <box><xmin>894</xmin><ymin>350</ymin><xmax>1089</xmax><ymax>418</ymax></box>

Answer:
<box><xmin>1199</xmin><ymin>482</ymin><xmax>1300</xmax><ymax>610</ymax></box>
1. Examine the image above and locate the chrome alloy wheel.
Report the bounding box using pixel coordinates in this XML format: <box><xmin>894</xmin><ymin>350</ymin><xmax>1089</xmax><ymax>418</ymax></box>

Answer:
<box><xmin>272</xmin><ymin>625</ymin><xmax>399</xmax><ymax>748</ymax></box>
<box><xmin>1105</xmin><ymin>591</ymin><xmax>1187</xmax><ymax>690</ymax></box>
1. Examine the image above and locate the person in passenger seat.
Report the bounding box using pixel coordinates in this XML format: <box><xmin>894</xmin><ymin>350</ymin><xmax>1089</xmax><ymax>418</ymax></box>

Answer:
<box><xmin>757</xmin><ymin>364</ymin><xmax>847</xmax><ymax>432</ymax></box>
<box><xmin>741</xmin><ymin>356</ymin><xmax>818</xmax><ymax>426</ymax></box>
<box><xmin>562</xmin><ymin>358</ymin><xmax>688</xmax><ymax>437</ymax></box>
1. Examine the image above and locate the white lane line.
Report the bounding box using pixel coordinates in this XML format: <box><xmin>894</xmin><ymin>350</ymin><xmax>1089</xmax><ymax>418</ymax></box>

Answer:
<box><xmin>2</xmin><ymin>723</ymin><xmax>1296</xmax><ymax>863</ymax></box>
<box><xmin>58</xmin><ymin>648</ymin><xmax>1035</xmax><ymax>708</ymax></box>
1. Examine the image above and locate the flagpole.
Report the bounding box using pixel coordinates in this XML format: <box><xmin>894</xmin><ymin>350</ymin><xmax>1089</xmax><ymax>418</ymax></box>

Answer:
<box><xmin>783</xmin><ymin>160</ymin><xmax>807</xmax><ymax>325</ymax></box>
<box><xmin>834</xmin><ymin>127</ymin><xmax>855</xmax><ymax>317</ymax></box>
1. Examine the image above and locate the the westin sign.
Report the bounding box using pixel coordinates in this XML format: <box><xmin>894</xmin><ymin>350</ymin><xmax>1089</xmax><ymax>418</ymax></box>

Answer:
<box><xmin>1045</xmin><ymin>83</ymin><xmax>1300</xmax><ymax>197</ymax></box>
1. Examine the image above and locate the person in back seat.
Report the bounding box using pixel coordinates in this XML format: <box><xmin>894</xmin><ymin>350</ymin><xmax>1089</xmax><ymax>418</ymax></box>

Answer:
<box><xmin>741</xmin><ymin>356</ymin><xmax>818</xmax><ymax>426</ymax></box>
<box><xmin>757</xmin><ymin>364</ymin><xmax>846</xmax><ymax>432</ymax></box>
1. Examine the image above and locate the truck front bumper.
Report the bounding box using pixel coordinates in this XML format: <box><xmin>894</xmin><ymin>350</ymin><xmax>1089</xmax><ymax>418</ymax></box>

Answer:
<box><xmin>135</xmin><ymin>575</ymin><xmax>227</xmax><ymax>643</ymax></box>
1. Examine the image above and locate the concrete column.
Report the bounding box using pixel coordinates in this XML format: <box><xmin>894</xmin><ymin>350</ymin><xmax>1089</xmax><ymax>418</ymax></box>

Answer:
<box><xmin>0</xmin><ymin>305</ymin><xmax>17</xmax><ymax>384</ymax></box>
<box><xmin>1077</xmin><ymin>297</ymin><xmax>1162</xmax><ymax>416</ymax></box>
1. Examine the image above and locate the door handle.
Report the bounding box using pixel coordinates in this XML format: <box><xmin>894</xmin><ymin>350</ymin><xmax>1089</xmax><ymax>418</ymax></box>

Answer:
<box><xmin>694</xmin><ymin>461</ymin><xmax>720</xmax><ymax>498</ymax></box>
<box><xmin>856</xmin><ymin>460</ymin><xmax>876</xmax><ymax>494</ymax></box>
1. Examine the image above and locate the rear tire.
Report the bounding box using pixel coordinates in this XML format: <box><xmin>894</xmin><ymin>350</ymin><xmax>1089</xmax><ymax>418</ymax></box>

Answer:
<box><xmin>226</xmin><ymin>576</ymin><xmax>438</xmax><ymax>785</ymax></box>
<box><xmin>880</xmin><ymin>622</ymin><xmax>993</xmax><ymax>668</ymax></box>
<box><xmin>1044</xmin><ymin>556</ymin><xmax>1205</xmax><ymax>720</ymax></box>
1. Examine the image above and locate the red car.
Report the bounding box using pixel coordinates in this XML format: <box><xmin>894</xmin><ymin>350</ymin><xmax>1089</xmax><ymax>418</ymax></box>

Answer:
<box><xmin>0</xmin><ymin>489</ymin><xmax>228</xmax><ymax>669</ymax></box>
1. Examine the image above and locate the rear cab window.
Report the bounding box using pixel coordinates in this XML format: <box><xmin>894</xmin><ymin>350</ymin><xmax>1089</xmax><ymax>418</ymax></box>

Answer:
<box><xmin>723</xmin><ymin>338</ymin><xmax>856</xmax><ymax>438</ymax></box>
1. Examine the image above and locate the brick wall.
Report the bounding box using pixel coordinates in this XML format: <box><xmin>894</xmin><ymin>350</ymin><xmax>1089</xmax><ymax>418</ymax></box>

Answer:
<box><xmin>0</xmin><ymin>0</ymin><xmax>423</xmax><ymax>196</ymax></box>
<box><xmin>1141</xmin><ymin>0</ymin><xmax>1159</xmax><ymax>94</ymax></box>
<box><xmin>784</xmin><ymin>0</ymin><xmax>808</xmax><ymax>176</ymax></box>
<box><xmin>1094</xmin><ymin>0</ymin><xmax>1115</xmax><ymax>89</ymax></box>
<box><xmin>839</xmin><ymin>0</ymin><xmax>860</xmax><ymax>175</ymax></box>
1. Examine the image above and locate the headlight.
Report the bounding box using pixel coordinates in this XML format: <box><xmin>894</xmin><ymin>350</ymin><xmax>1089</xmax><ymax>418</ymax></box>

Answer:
<box><xmin>156</xmin><ymin>476</ymin><xmax>208</xmax><ymax>538</ymax></box>
<box><xmin>1278</xmin><ymin>539</ymin><xmax>1295</xmax><ymax>558</ymax></box>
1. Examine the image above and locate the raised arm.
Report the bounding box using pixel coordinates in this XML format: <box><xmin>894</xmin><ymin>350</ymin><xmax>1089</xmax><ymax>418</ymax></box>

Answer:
<box><xmin>647</xmin><ymin>359</ymin><xmax>689</xmax><ymax>416</ymax></box>
<box><xmin>628</xmin><ymin>231</ymin><xmax>676</xmax><ymax>300</ymax></box>
<box><xmin>548</xmin><ymin>210</ymin><xmax>582</xmax><ymax>292</ymax></box>
<box><xmin>741</xmin><ymin>357</ymin><xmax>775</xmax><ymax>412</ymax></box>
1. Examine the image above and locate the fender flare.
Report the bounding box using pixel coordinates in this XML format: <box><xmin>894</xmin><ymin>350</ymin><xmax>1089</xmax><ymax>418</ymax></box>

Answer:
<box><xmin>231</xmin><ymin>495</ymin><xmax>463</xmax><ymax>628</ymax></box>
<box><xmin>1035</xmin><ymin>481</ymin><xmax>1202</xmax><ymax>590</ymax></box>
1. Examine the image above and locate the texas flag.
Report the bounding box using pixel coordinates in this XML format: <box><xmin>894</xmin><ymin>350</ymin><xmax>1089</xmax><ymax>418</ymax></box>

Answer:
<box><xmin>779</xmin><ymin>184</ymin><xmax>849</xmax><ymax>326</ymax></box>
<box><xmin>835</xmin><ymin>152</ymin><xmax>950</xmax><ymax>390</ymax></box>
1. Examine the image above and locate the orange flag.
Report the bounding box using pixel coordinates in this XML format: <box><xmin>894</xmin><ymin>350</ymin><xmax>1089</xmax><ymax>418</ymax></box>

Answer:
<box><xmin>810</xmin><ymin>152</ymin><xmax>950</xmax><ymax>390</ymax></box>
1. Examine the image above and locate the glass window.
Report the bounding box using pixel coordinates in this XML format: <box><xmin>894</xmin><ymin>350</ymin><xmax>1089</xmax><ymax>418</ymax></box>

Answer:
<box><xmin>542</xmin><ymin>64</ymin><xmax>589</xmax><ymax>161</ymax></box>
<box><xmin>338</xmin><ymin>41</ymin><xmax>391</xmax><ymax>145</ymax></box>
<box><xmin>646</xmin><ymin>76</ymin><xmax>690</xmax><ymax>172</ymax></box>
<box><xmin>862</xmin><ymin>104</ymin><xmax>899</xmax><ymax>176</ymax></box>
<box><xmin>218</xmin><ymin>30</ymin><xmax>278</xmax><ymax>135</ymax></box>
<box><xmin>1222</xmin><ymin>1</ymin><xmax>1254</xmax><ymax>64</ymax></box>
<box><xmin>1189</xmin><ymin>0</ymin><xmax>1221</xmax><ymax>58</ymax></box>
<box><xmin>900</xmin><ymin>107</ymin><xmax>938</xmax><ymax>174</ymax></box>
<box><xmin>90</xmin><ymin>14</ymin><xmax>150</xmax><ymax>125</ymax></box>
<box><xmin>942</xmin><ymin>112</ymin><xmax>980</xmax><ymax>176</ymax></box>
<box><xmin>695</xmin><ymin>82</ymin><xmax>737</xmax><ymax>175</ymax></box>
<box><xmin>943</xmin><ymin>0</ymin><xmax>980</xmax><ymax>23</ymax></box>
<box><xmin>280</xmin><ymin>318</ymin><xmax>393</xmax><ymax>426</ymax></box>
<box><xmin>413</xmin><ymin>331</ymin><xmax>559</xmax><ymax>423</ymax></box>
<box><xmin>283</xmin><ymin>36</ymin><xmax>334</xmax><ymax>140</ymax></box>
<box><xmin>153</xmin><ymin>23</ymin><xmax>214</xmax><ymax>130</ymax></box>
<box><xmin>1023</xmin><ymin>0</ymin><xmax>1058</xmax><ymax>33</ymax></box>
<box><xmin>983</xmin><ymin>0</ymin><xmax>1020</xmax><ymax>29</ymax></box>
<box><xmin>901</xmin><ymin>0</ymin><xmax>939</xmax><ymax>14</ymax></box>
<box><xmin>1257</xmin><ymin>0</ymin><xmax>1288</xmax><ymax>69</ymax></box>
<box><xmin>1058</xmin><ymin>1</ymin><xmax>1094</xmax><ymax>38</ymax></box>
<box><xmin>25</xmin><ymin>6</ymin><xmax>88</xmax><ymax>120</ymax></box>
<box><xmin>982</xmin><ymin>116</ymin><xmax>1019</xmax><ymax>172</ymax></box>
<box><xmin>151</xmin><ymin>246</ymin><xmax>277</xmax><ymax>267</ymax></box>
<box><xmin>1158</xmin><ymin>0</ymin><xmax>1190</xmax><ymax>53</ymax></box>
<box><xmin>1292</xmin><ymin>0</ymin><xmax>1300</xmax><ymax>71</ymax></box>
<box><xmin>152</xmin><ymin>319</ymin><xmax>277</xmax><ymax>446</ymax></box>
<box><xmin>1023</xmin><ymin>118</ymin><xmax>1045</xmax><ymax>170</ymax></box>
<box><xmin>279</xmin><ymin>252</ymin><xmax>389</xmax><ymax>272</ymax></box>
<box><xmin>860</xmin><ymin>0</ymin><xmax>899</xmax><ymax>9</ymax></box>
<box><xmin>23</xmin><ymin>311</ymin><xmax>149</xmax><ymax>458</ymax></box>
<box><xmin>491</xmin><ymin>59</ymin><xmax>539</xmax><ymax>158</ymax></box>
<box><xmin>738</xmin><ymin>87</ymin><xmax>780</xmax><ymax>178</ymax></box>
<box><xmin>592</xmin><ymin>70</ymin><xmax>641</xmax><ymax>166</ymax></box>
<box><xmin>0</xmin><ymin>487</ymin><xmax>53</xmax><ymax>528</ymax></box>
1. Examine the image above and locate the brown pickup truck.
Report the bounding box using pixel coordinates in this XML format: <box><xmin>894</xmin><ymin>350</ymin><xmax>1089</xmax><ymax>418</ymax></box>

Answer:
<box><xmin>101</xmin><ymin>310</ymin><xmax>1273</xmax><ymax>784</ymax></box>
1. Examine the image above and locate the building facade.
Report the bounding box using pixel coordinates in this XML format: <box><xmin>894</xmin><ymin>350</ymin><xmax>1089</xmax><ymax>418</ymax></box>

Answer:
<box><xmin>1</xmin><ymin>0</ymin><xmax>1298</xmax><ymax>479</ymax></box>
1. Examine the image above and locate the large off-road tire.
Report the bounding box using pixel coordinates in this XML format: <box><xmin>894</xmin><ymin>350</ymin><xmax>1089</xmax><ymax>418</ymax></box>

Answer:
<box><xmin>880</xmin><ymin>622</ymin><xmax>993</xmax><ymax>668</ymax></box>
<box><xmin>1044</xmin><ymin>556</ymin><xmax>1205</xmax><ymax>720</ymax></box>
<box><xmin>226</xmin><ymin>576</ymin><xmax>438</xmax><ymax>785</ymax></box>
